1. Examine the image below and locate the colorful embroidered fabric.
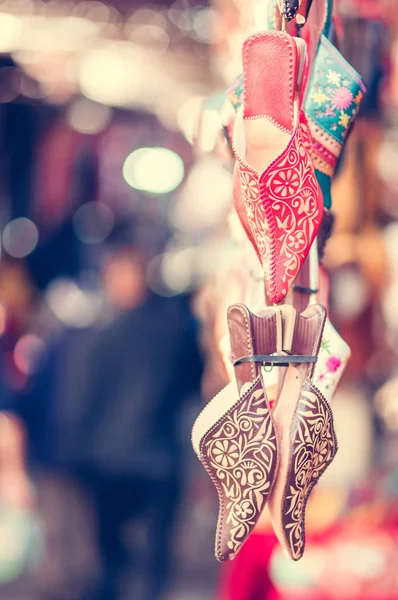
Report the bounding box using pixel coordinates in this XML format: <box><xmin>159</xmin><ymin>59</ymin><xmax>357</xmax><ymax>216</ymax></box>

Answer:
<box><xmin>226</xmin><ymin>75</ymin><xmax>244</xmax><ymax>113</ymax></box>
<box><xmin>315</xmin><ymin>319</ymin><xmax>351</xmax><ymax>403</ymax></box>
<box><xmin>304</xmin><ymin>35</ymin><xmax>366</xmax><ymax>208</ymax></box>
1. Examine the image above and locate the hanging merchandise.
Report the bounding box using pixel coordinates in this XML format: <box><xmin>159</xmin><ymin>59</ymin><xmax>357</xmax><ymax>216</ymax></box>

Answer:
<box><xmin>232</xmin><ymin>30</ymin><xmax>323</xmax><ymax>305</ymax></box>
<box><xmin>192</xmin><ymin>0</ymin><xmax>366</xmax><ymax>563</ymax></box>
<box><xmin>227</xmin><ymin>0</ymin><xmax>366</xmax><ymax>210</ymax></box>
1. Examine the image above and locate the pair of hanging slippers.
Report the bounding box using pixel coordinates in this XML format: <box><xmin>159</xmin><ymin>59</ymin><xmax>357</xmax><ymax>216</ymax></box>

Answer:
<box><xmin>192</xmin><ymin>302</ymin><xmax>337</xmax><ymax>561</ymax></box>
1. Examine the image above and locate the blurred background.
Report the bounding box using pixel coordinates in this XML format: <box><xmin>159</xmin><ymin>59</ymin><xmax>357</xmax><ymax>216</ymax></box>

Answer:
<box><xmin>0</xmin><ymin>0</ymin><xmax>398</xmax><ymax>599</ymax></box>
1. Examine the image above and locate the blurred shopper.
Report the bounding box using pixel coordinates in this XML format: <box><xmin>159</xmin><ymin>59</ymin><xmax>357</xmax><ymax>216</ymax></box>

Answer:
<box><xmin>67</xmin><ymin>249</ymin><xmax>203</xmax><ymax>600</ymax></box>
<box><xmin>13</xmin><ymin>247</ymin><xmax>203</xmax><ymax>600</ymax></box>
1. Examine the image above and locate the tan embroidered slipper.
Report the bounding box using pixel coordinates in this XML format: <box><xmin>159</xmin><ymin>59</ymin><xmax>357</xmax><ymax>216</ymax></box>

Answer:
<box><xmin>192</xmin><ymin>306</ymin><xmax>280</xmax><ymax>561</ymax></box>
<box><xmin>267</xmin><ymin>304</ymin><xmax>338</xmax><ymax>561</ymax></box>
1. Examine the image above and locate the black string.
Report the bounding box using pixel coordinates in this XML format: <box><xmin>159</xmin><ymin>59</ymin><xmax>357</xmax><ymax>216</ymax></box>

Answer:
<box><xmin>292</xmin><ymin>285</ymin><xmax>319</xmax><ymax>295</ymax></box>
<box><xmin>233</xmin><ymin>354</ymin><xmax>318</xmax><ymax>367</ymax></box>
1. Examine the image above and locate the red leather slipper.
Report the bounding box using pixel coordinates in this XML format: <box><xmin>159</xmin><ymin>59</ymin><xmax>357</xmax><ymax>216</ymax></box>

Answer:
<box><xmin>233</xmin><ymin>31</ymin><xmax>323</xmax><ymax>304</ymax></box>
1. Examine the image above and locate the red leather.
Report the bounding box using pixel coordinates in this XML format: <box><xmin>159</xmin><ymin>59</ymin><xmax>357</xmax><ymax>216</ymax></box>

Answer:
<box><xmin>216</xmin><ymin>533</ymin><xmax>280</xmax><ymax>600</ymax></box>
<box><xmin>232</xmin><ymin>163</ymin><xmax>259</xmax><ymax>258</ymax></box>
<box><xmin>242</xmin><ymin>31</ymin><xmax>297</xmax><ymax>132</ymax></box>
<box><xmin>234</xmin><ymin>112</ymin><xmax>323</xmax><ymax>304</ymax></box>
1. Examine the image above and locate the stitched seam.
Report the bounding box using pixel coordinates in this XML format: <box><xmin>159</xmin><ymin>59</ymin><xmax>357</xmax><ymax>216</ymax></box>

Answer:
<box><xmin>259</xmin><ymin>182</ymin><xmax>278</xmax><ymax>301</ymax></box>
<box><xmin>245</xmin><ymin>114</ymin><xmax>291</xmax><ymax>135</ymax></box>
<box><xmin>307</xmin><ymin>115</ymin><xmax>343</xmax><ymax>147</ymax></box>
<box><xmin>231</xmin><ymin>104</ymin><xmax>299</xmax><ymax>176</ymax></box>
<box><xmin>313</xmin><ymin>158</ymin><xmax>333</xmax><ymax>175</ymax></box>
<box><xmin>197</xmin><ymin>379</ymin><xmax>259</xmax><ymax>454</ymax></box>
<box><xmin>191</xmin><ymin>382</ymin><xmax>231</xmax><ymax>452</ymax></box>
<box><xmin>312</xmin><ymin>143</ymin><xmax>338</xmax><ymax>162</ymax></box>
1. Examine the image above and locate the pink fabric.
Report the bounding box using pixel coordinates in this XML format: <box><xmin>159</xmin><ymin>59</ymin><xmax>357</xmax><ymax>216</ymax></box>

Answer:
<box><xmin>216</xmin><ymin>533</ymin><xmax>281</xmax><ymax>600</ymax></box>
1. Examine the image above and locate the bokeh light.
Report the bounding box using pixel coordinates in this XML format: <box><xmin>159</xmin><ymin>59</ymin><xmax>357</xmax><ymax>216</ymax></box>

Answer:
<box><xmin>2</xmin><ymin>218</ymin><xmax>39</xmax><ymax>259</ymax></box>
<box><xmin>76</xmin><ymin>1</ymin><xmax>113</xmax><ymax>24</ymax></box>
<box><xmin>46</xmin><ymin>278</ymin><xmax>102</xmax><ymax>328</ymax></box>
<box><xmin>196</xmin><ymin>107</ymin><xmax>223</xmax><ymax>154</ymax></box>
<box><xmin>332</xmin><ymin>266</ymin><xmax>370</xmax><ymax>321</ymax></box>
<box><xmin>73</xmin><ymin>202</ymin><xmax>114</xmax><ymax>244</ymax></box>
<box><xmin>122</xmin><ymin>147</ymin><xmax>185</xmax><ymax>194</ymax></box>
<box><xmin>19</xmin><ymin>72</ymin><xmax>48</xmax><ymax>100</ymax></box>
<box><xmin>161</xmin><ymin>246</ymin><xmax>212</xmax><ymax>292</ymax></box>
<box><xmin>13</xmin><ymin>335</ymin><xmax>46</xmax><ymax>376</ymax></box>
<box><xmin>171</xmin><ymin>157</ymin><xmax>231</xmax><ymax>230</ymax></box>
<box><xmin>79</xmin><ymin>48</ymin><xmax>138</xmax><ymax>106</ymax></box>
<box><xmin>192</xmin><ymin>8</ymin><xmax>218</xmax><ymax>43</ymax></box>
<box><xmin>67</xmin><ymin>97</ymin><xmax>112</xmax><ymax>134</ymax></box>
<box><xmin>0</xmin><ymin>13</ymin><xmax>23</xmax><ymax>52</ymax></box>
<box><xmin>0</xmin><ymin>305</ymin><xmax>5</xmax><ymax>337</ymax></box>
<box><xmin>177</xmin><ymin>96</ymin><xmax>204</xmax><ymax>144</ymax></box>
<box><xmin>127</xmin><ymin>24</ymin><xmax>169</xmax><ymax>55</ymax></box>
<box><xmin>161</xmin><ymin>250</ymin><xmax>194</xmax><ymax>293</ymax></box>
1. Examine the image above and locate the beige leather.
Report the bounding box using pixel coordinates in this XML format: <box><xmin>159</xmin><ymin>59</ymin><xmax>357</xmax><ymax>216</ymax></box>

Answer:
<box><xmin>267</xmin><ymin>303</ymin><xmax>338</xmax><ymax>561</ymax></box>
<box><xmin>191</xmin><ymin>382</ymin><xmax>236</xmax><ymax>455</ymax></box>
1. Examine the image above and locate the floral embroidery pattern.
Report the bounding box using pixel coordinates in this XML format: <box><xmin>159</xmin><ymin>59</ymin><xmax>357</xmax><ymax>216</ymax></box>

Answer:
<box><xmin>305</xmin><ymin>36</ymin><xmax>366</xmax><ymax>146</ymax></box>
<box><xmin>326</xmin><ymin>69</ymin><xmax>341</xmax><ymax>86</ymax></box>
<box><xmin>213</xmin><ymin>440</ymin><xmax>240</xmax><ymax>467</ymax></box>
<box><xmin>240</xmin><ymin>170</ymin><xmax>259</xmax><ymax>199</ymax></box>
<box><xmin>311</xmin><ymin>90</ymin><xmax>329</xmax><ymax>106</ymax></box>
<box><xmin>320</xmin><ymin>338</ymin><xmax>331</xmax><ymax>354</ymax></box>
<box><xmin>235</xmin><ymin>116</ymin><xmax>323</xmax><ymax>303</ymax></box>
<box><xmin>354</xmin><ymin>90</ymin><xmax>364</xmax><ymax>105</ymax></box>
<box><xmin>273</xmin><ymin>169</ymin><xmax>300</xmax><ymax>197</ymax></box>
<box><xmin>331</xmin><ymin>87</ymin><xmax>353</xmax><ymax>110</ymax></box>
<box><xmin>283</xmin><ymin>382</ymin><xmax>337</xmax><ymax>560</ymax></box>
<box><xmin>201</xmin><ymin>378</ymin><xmax>277</xmax><ymax>560</ymax></box>
<box><xmin>227</xmin><ymin>74</ymin><xmax>244</xmax><ymax>112</ymax></box>
<box><xmin>324</xmin><ymin>105</ymin><xmax>336</xmax><ymax>118</ymax></box>
<box><xmin>315</xmin><ymin>320</ymin><xmax>351</xmax><ymax>403</ymax></box>
<box><xmin>325</xmin><ymin>356</ymin><xmax>342</xmax><ymax>373</ymax></box>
